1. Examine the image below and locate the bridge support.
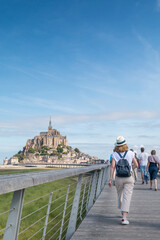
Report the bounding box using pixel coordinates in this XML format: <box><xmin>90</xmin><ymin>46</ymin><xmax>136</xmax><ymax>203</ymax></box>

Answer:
<box><xmin>59</xmin><ymin>185</ymin><xmax>70</xmax><ymax>240</ymax></box>
<box><xmin>3</xmin><ymin>189</ymin><xmax>25</xmax><ymax>240</ymax></box>
<box><xmin>101</xmin><ymin>167</ymin><xmax>107</xmax><ymax>190</ymax></box>
<box><xmin>96</xmin><ymin>169</ymin><xmax>103</xmax><ymax>199</ymax></box>
<box><xmin>79</xmin><ymin>178</ymin><xmax>87</xmax><ymax>220</ymax></box>
<box><xmin>42</xmin><ymin>192</ymin><xmax>53</xmax><ymax>240</ymax></box>
<box><xmin>87</xmin><ymin>170</ymin><xmax>98</xmax><ymax>211</ymax></box>
<box><xmin>65</xmin><ymin>174</ymin><xmax>83</xmax><ymax>240</ymax></box>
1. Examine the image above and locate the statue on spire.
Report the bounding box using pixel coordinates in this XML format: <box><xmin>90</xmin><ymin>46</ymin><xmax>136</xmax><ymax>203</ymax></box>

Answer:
<box><xmin>48</xmin><ymin>116</ymin><xmax>52</xmax><ymax>130</ymax></box>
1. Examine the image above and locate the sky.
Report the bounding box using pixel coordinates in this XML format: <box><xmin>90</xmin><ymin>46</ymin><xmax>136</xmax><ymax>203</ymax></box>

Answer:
<box><xmin>1</xmin><ymin>0</ymin><xmax>160</xmax><ymax>163</ymax></box>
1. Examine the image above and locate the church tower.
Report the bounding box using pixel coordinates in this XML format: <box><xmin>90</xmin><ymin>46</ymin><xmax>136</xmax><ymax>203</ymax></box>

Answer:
<box><xmin>48</xmin><ymin>116</ymin><xmax>52</xmax><ymax>131</ymax></box>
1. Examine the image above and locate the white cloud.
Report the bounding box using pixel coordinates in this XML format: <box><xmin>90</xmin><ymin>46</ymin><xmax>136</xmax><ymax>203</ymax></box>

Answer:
<box><xmin>7</xmin><ymin>65</ymin><xmax>65</xmax><ymax>84</ymax></box>
<box><xmin>53</xmin><ymin>111</ymin><xmax>158</xmax><ymax>124</ymax></box>
<box><xmin>136</xmin><ymin>33</ymin><xmax>160</xmax><ymax>69</ymax></box>
<box><xmin>138</xmin><ymin>135</ymin><xmax>156</xmax><ymax>139</ymax></box>
<box><xmin>76</xmin><ymin>83</ymin><xmax>124</xmax><ymax>99</ymax></box>
<box><xmin>0</xmin><ymin>95</ymin><xmax>75</xmax><ymax>113</ymax></box>
<box><xmin>0</xmin><ymin>110</ymin><xmax>158</xmax><ymax>135</ymax></box>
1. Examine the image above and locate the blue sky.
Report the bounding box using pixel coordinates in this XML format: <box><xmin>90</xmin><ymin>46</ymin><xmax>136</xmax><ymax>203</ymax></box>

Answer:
<box><xmin>1</xmin><ymin>0</ymin><xmax>160</xmax><ymax>163</ymax></box>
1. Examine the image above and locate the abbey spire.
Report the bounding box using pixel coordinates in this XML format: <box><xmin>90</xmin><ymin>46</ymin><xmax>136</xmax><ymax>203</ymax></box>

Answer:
<box><xmin>48</xmin><ymin>116</ymin><xmax>52</xmax><ymax>130</ymax></box>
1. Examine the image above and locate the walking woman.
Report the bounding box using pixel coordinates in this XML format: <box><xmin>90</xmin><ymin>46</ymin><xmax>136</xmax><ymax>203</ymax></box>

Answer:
<box><xmin>146</xmin><ymin>150</ymin><xmax>159</xmax><ymax>191</ymax></box>
<box><xmin>109</xmin><ymin>136</ymin><xmax>138</xmax><ymax>225</ymax></box>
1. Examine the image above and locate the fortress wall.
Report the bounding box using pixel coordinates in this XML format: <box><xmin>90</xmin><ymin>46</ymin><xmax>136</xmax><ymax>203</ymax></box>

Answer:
<box><xmin>43</xmin><ymin>136</ymin><xmax>47</xmax><ymax>145</ymax></box>
<box><xmin>47</xmin><ymin>136</ymin><xmax>54</xmax><ymax>148</ymax></box>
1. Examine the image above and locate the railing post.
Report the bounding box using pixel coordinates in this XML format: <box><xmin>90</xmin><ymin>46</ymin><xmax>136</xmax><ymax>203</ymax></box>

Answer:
<box><xmin>65</xmin><ymin>174</ymin><xmax>83</xmax><ymax>240</ymax></box>
<box><xmin>103</xmin><ymin>168</ymin><xmax>107</xmax><ymax>187</ymax></box>
<box><xmin>3</xmin><ymin>189</ymin><xmax>25</xmax><ymax>240</ymax></box>
<box><xmin>59</xmin><ymin>185</ymin><xmax>70</xmax><ymax>240</ymax></box>
<box><xmin>86</xmin><ymin>175</ymin><xmax>92</xmax><ymax>211</ymax></box>
<box><xmin>104</xmin><ymin>167</ymin><xmax>108</xmax><ymax>185</ymax></box>
<box><xmin>106</xmin><ymin>165</ymin><xmax>110</xmax><ymax>182</ymax></box>
<box><xmin>79</xmin><ymin>178</ymin><xmax>87</xmax><ymax>220</ymax></box>
<box><xmin>96</xmin><ymin>168</ymin><xmax>103</xmax><ymax>199</ymax></box>
<box><xmin>105</xmin><ymin>166</ymin><xmax>109</xmax><ymax>183</ymax></box>
<box><xmin>42</xmin><ymin>192</ymin><xmax>53</xmax><ymax>240</ymax></box>
<box><xmin>101</xmin><ymin>168</ymin><xmax>106</xmax><ymax>190</ymax></box>
<box><xmin>87</xmin><ymin>170</ymin><xmax>98</xmax><ymax>212</ymax></box>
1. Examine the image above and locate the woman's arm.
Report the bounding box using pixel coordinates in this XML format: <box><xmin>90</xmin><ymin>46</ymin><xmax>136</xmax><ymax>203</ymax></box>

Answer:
<box><xmin>146</xmin><ymin>157</ymin><xmax>150</xmax><ymax>171</ymax></box>
<box><xmin>109</xmin><ymin>159</ymin><xmax>116</xmax><ymax>188</ymax></box>
<box><xmin>155</xmin><ymin>156</ymin><xmax>160</xmax><ymax>169</ymax></box>
<box><xmin>138</xmin><ymin>158</ymin><xmax>141</xmax><ymax>167</ymax></box>
<box><xmin>132</xmin><ymin>157</ymin><xmax>138</xmax><ymax>169</ymax></box>
<box><xmin>146</xmin><ymin>162</ymin><xmax>150</xmax><ymax>171</ymax></box>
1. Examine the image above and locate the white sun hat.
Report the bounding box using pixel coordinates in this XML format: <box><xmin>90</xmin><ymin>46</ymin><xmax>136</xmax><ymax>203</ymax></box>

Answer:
<box><xmin>115</xmin><ymin>136</ymin><xmax>127</xmax><ymax>146</ymax></box>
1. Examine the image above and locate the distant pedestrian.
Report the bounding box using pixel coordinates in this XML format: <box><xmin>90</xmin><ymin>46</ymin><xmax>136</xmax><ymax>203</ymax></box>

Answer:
<box><xmin>134</xmin><ymin>151</ymin><xmax>139</xmax><ymax>177</ymax></box>
<box><xmin>110</xmin><ymin>153</ymin><xmax>115</xmax><ymax>185</ymax></box>
<box><xmin>109</xmin><ymin>136</ymin><xmax>138</xmax><ymax>225</ymax></box>
<box><xmin>138</xmin><ymin>147</ymin><xmax>149</xmax><ymax>184</ymax></box>
<box><xmin>130</xmin><ymin>149</ymin><xmax>138</xmax><ymax>184</ymax></box>
<box><xmin>146</xmin><ymin>150</ymin><xmax>160</xmax><ymax>191</ymax></box>
<box><xmin>110</xmin><ymin>153</ymin><xmax>113</xmax><ymax>164</ymax></box>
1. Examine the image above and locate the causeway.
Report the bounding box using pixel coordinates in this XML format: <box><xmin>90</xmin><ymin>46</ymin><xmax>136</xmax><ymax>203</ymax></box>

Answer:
<box><xmin>72</xmin><ymin>176</ymin><xmax>160</xmax><ymax>240</ymax></box>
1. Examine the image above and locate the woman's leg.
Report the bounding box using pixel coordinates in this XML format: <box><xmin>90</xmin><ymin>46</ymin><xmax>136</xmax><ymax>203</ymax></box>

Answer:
<box><xmin>154</xmin><ymin>179</ymin><xmax>157</xmax><ymax>190</ymax></box>
<box><xmin>144</xmin><ymin>166</ymin><xmax>148</xmax><ymax>183</ymax></box>
<box><xmin>141</xmin><ymin>172</ymin><xmax>144</xmax><ymax>183</ymax></box>
<box><xmin>152</xmin><ymin>167</ymin><xmax>158</xmax><ymax>190</ymax></box>
<box><xmin>140</xmin><ymin>165</ymin><xmax>145</xmax><ymax>183</ymax></box>
<box><xmin>121</xmin><ymin>177</ymin><xmax>134</xmax><ymax>216</ymax></box>
<box><xmin>115</xmin><ymin>177</ymin><xmax>123</xmax><ymax>209</ymax></box>
<box><xmin>123</xmin><ymin>211</ymin><xmax>128</xmax><ymax>219</ymax></box>
<box><xmin>149</xmin><ymin>167</ymin><xmax>153</xmax><ymax>189</ymax></box>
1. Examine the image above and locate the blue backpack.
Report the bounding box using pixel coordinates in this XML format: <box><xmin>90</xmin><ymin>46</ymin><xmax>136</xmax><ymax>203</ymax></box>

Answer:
<box><xmin>116</xmin><ymin>151</ymin><xmax>131</xmax><ymax>177</ymax></box>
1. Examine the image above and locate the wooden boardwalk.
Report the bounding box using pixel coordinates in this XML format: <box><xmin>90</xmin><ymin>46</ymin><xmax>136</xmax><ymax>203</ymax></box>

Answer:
<box><xmin>72</xmin><ymin>176</ymin><xmax>160</xmax><ymax>240</ymax></box>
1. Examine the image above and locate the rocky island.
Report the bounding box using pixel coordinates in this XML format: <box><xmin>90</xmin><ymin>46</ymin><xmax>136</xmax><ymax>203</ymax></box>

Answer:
<box><xmin>4</xmin><ymin>119</ymin><xmax>98</xmax><ymax>165</ymax></box>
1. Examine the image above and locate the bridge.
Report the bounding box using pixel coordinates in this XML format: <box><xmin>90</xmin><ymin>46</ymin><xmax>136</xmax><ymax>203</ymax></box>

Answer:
<box><xmin>0</xmin><ymin>165</ymin><xmax>159</xmax><ymax>240</ymax></box>
<box><xmin>0</xmin><ymin>164</ymin><xmax>109</xmax><ymax>240</ymax></box>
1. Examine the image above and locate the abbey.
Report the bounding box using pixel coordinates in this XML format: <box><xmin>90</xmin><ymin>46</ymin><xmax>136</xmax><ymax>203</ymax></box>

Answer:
<box><xmin>25</xmin><ymin>119</ymin><xmax>68</xmax><ymax>152</ymax></box>
<box><xmin>3</xmin><ymin>119</ymin><xmax>99</xmax><ymax>165</ymax></box>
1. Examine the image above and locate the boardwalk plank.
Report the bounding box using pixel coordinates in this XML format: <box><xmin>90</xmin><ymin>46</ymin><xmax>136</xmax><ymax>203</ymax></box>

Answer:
<box><xmin>72</xmin><ymin>176</ymin><xmax>160</xmax><ymax>240</ymax></box>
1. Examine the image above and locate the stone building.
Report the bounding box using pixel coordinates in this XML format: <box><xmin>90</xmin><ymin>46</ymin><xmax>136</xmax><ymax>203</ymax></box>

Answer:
<box><xmin>25</xmin><ymin>119</ymin><xmax>68</xmax><ymax>152</ymax></box>
<box><xmin>10</xmin><ymin>156</ymin><xmax>19</xmax><ymax>164</ymax></box>
<box><xmin>3</xmin><ymin>157</ymin><xmax>19</xmax><ymax>165</ymax></box>
<box><xmin>3</xmin><ymin>157</ymin><xmax>9</xmax><ymax>165</ymax></box>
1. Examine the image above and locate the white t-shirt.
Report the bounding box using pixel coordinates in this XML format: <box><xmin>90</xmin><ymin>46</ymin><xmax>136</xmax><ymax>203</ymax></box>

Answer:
<box><xmin>112</xmin><ymin>150</ymin><xmax>134</xmax><ymax>171</ymax></box>
<box><xmin>138</xmin><ymin>152</ymin><xmax>148</xmax><ymax>166</ymax></box>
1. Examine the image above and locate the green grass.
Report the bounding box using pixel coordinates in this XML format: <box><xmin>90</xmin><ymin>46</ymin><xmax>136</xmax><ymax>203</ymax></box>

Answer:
<box><xmin>0</xmin><ymin>169</ymin><xmax>91</xmax><ymax>240</ymax></box>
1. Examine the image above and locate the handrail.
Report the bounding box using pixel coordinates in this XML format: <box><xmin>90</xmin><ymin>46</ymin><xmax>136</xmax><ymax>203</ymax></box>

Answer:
<box><xmin>0</xmin><ymin>163</ymin><xmax>110</xmax><ymax>240</ymax></box>
<box><xmin>16</xmin><ymin>163</ymin><xmax>91</xmax><ymax>166</ymax></box>
<box><xmin>0</xmin><ymin>164</ymin><xmax>108</xmax><ymax>195</ymax></box>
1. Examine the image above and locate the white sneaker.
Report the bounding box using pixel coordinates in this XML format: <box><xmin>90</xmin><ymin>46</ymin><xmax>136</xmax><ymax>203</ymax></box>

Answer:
<box><xmin>122</xmin><ymin>218</ymin><xmax>129</xmax><ymax>225</ymax></box>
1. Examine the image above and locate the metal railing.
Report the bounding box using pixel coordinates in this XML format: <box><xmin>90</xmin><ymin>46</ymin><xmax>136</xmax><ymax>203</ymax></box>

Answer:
<box><xmin>0</xmin><ymin>164</ymin><xmax>110</xmax><ymax>240</ymax></box>
<box><xmin>14</xmin><ymin>163</ymin><xmax>92</xmax><ymax>168</ymax></box>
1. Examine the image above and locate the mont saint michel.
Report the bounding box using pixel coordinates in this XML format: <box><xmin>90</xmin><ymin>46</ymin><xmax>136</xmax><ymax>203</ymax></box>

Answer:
<box><xmin>25</xmin><ymin>118</ymin><xmax>68</xmax><ymax>152</ymax></box>
<box><xmin>4</xmin><ymin>120</ymin><xmax>98</xmax><ymax>165</ymax></box>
